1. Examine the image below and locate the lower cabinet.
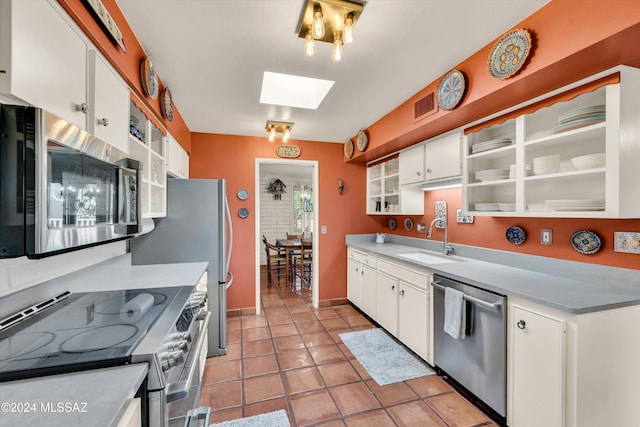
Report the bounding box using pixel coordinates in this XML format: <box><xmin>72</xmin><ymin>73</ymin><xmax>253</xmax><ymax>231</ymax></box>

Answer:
<box><xmin>375</xmin><ymin>271</ymin><xmax>398</xmax><ymax>335</ymax></box>
<box><xmin>398</xmin><ymin>282</ymin><xmax>429</xmax><ymax>361</ymax></box>
<box><xmin>115</xmin><ymin>397</ymin><xmax>141</xmax><ymax>427</ymax></box>
<box><xmin>347</xmin><ymin>248</ymin><xmax>376</xmax><ymax>318</ymax></box>
<box><xmin>347</xmin><ymin>255</ymin><xmax>362</xmax><ymax>308</ymax></box>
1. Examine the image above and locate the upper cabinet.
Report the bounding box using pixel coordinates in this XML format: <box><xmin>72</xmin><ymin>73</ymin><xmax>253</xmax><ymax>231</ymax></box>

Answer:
<box><xmin>367</xmin><ymin>157</ymin><xmax>424</xmax><ymax>215</ymax></box>
<box><xmin>463</xmin><ymin>66</ymin><xmax>640</xmax><ymax>218</ymax></box>
<box><xmin>166</xmin><ymin>133</ymin><xmax>189</xmax><ymax>179</ymax></box>
<box><xmin>0</xmin><ymin>0</ymin><xmax>129</xmax><ymax>152</ymax></box>
<box><xmin>399</xmin><ymin>145</ymin><xmax>425</xmax><ymax>185</ymax></box>
<box><xmin>424</xmin><ymin>131</ymin><xmax>462</xmax><ymax>183</ymax></box>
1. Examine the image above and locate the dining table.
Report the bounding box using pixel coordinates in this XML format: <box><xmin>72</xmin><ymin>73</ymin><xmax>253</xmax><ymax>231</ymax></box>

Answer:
<box><xmin>276</xmin><ymin>238</ymin><xmax>312</xmax><ymax>284</ymax></box>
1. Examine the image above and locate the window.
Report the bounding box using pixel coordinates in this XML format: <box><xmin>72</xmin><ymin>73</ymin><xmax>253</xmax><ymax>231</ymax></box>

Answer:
<box><xmin>291</xmin><ymin>184</ymin><xmax>313</xmax><ymax>234</ymax></box>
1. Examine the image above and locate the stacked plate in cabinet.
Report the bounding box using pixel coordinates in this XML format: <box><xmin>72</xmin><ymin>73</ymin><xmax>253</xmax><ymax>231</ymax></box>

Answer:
<box><xmin>471</xmin><ymin>138</ymin><xmax>512</xmax><ymax>154</ymax></box>
<box><xmin>531</xmin><ymin>155</ymin><xmax>560</xmax><ymax>175</ymax></box>
<box><xmin>552</xmin><ymin>105</ymin><xmax>605</xmax><ymax>134</ymax></box>
<box><xmin>474</xmin><ymin>169</ymin><xmax>509</xmax><ymax>182</ymax></box>
<box><xmin>474</xmin><ymin>202</ymin><xmax>500</xmax><ymax>211</ymax></box>
<box><xmin>545</xmin><ymin>199</ymin><xmax>605</xmax><ymax>211</ymax></box>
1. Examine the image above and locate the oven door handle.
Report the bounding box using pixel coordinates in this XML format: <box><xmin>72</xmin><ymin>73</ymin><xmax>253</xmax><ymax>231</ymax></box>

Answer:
<box><xmin>183</xmin><ymin>406</ymin><xmax>211</xmax><ymax>427</ymax></box>
<box><xmin>166</xmin><ymin>311</ymin><xmax>211</xmax><ymax>403</ymax></box>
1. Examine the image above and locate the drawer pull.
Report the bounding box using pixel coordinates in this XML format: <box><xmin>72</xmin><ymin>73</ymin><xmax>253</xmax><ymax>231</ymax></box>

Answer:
<box><xmin>399</xmin><ymin>290</ymin><xmax>405</xmax><ymax>296</ymax></box>
<box><xmin>517</xmin><ymin>320</ymin><xmax>526</xmax><ymax>329</ymax></box>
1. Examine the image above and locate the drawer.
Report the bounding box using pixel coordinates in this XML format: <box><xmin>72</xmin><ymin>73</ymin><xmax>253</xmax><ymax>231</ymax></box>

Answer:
<box><xmin>377</xmin><ymin>259</ymin><xmax>430</xmax><ymax>289</ymax></box>
<box><xmin>348</xmin><ymin>247</ymin><xmax>364</xmax><ymax>262</ymax></box>
<box><xmin>361</xmin><ymin>254</ymin><xmax>377</xmax><ymax>268</ymax></box>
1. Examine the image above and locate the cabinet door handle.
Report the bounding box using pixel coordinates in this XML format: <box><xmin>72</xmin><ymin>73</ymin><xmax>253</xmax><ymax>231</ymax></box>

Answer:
<box><xmin>399</xmin><ymin>290</ymin><xmax>405</xmax><ymax>296</ymax></box>
<box><xmin>98</xmin><ymin>117</ymin><xmax>109</xmax><ymax>127</ymax></box>
<box><xmin>517</xmin><ymin>320</ymin><xmax>526</xmax><ymax>329</ymax></box>
<box><xmin>426</xmin><ymin>168</ymin><xmax>432</xmax><ymax>174</ymax></box>
<box><xmin>361</xmin><ymin>270</ymin><xmax>364</xmax><ymax>276</ymax></box>
<box><xmin>75</xmin><ymin>103</ymin><xmax>88</xmax><ymax>114</ymax></box>
<box><xmin>416</xmin><ymin>171</ymin><xmax>421</xmax><ymax>176</ymax></box>
<box><xmin>391</xmin><ymin>285</ymin><xmax>395</xmax><ymax>291</ymax></box>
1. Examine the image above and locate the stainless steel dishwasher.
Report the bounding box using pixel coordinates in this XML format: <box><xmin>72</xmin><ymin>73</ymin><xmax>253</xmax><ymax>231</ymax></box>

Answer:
<box><xmin>432</xmin><ymin>274</ymin><xmax>507</xmax><ymax>422</ymax></box>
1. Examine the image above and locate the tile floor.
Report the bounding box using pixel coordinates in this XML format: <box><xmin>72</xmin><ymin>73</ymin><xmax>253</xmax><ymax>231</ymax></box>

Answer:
<box><xmin>200</xmin><ymin>273</ymin><xmax>498</xmax><ymax>427</ymax></box>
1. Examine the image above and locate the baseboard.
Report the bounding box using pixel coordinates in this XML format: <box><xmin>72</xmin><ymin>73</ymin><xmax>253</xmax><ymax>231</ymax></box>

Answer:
<box><xmin>227</xmin><ymin>307</ymin><xmax>257</xmax><ymax>317</ymax></box>
<box><xmin>318</xmin><ymin>297</ymin><xmax>349</xmax><ymax>307</ymax></box>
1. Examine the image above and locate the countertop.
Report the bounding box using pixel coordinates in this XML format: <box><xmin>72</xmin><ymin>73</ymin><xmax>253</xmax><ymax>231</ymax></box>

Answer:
<box><xmin>347</xmin><ymin>239</ymin><xmax>640</xmax><ymax>314</ymax></box>
<box><xmin>0</xmin><ymin>363</ymin><xmax>148</xmax><ymax>427</ymax></box>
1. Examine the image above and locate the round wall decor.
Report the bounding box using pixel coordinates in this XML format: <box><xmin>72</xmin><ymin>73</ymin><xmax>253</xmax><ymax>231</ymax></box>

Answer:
<box><xmin>488</xmin><ymin>28</ymin><xmax>532</xmax><ymax>80</ymax></box>
<box><xmin>570</xmin><ymin>230</ymin><xmax>602</xmax><ymax>254</ymax></box>
<box><xmin>356</xmin><ymin>130</ymin><xmax>369</xmax><ymax>152</ymax></box>
<box><xmin>344</xmin><ymin>139</ymin><xmax>354</xmax><ymax>159</ymax></box>
<box><xmin>436</xmin><ymin>69</ymin><xmax>466</xmax><ymax>110</ymax></box>
<box><xmin>388</xmin><ymin>218</ymin><xmax>397</xmax><ymax>230</ymax></box>
<box><xmin>160</xmin><ymin>87</ymin><xmax>174</xmax><ymax>121</ymax></box>
<box><xmin>403</xmin><ymin>217</ymin><xmax>414</xmax><ymax>231</ymax></box>
<box><xmin>140</xmin><ymin>56</ymin><xmax>159</xmax><ymax>99</ymax></box>
<box><xmin>237</xmin><ymin>189</ymin><xmax>248</xmax><ymax>200</ymax></box>
<box><xmin>238</xmin><ymin>208</ymin><xmax>249</xmax><ymax>219</ymax></box>
<box><xmin>506</xmin><ymin>225</ymin><xmax>526</xmax><ymax>245</ymax></box>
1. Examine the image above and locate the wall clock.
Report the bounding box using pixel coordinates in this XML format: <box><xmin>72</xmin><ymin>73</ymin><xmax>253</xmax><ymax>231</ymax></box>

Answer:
<box><xmin>436</xmin><ymin>69</ymin><xmax>466</xmax><ymax>110</ymax></box>
<box><xmin>344</xmin><ymin>139</ymin><xmax>354</xmax><ymax>159</ymax></box>
<box><xmin>356</xmin><ymin>130</ymin><xmax>369</xmax><ymax>152</ymax></box>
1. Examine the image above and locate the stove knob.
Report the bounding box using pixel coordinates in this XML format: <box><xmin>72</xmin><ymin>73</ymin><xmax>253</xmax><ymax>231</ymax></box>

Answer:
<box><xmin>174</xmin><ymin>340</ymin><xmax>189</xmax><ymax>352</ymax></box>
<box><xmin>171</xmin><ymin>351</ymin><xmax>185</xmax><ymax>367</ymax></box>
<box><xmin>179</xmin><ymin>332</ymin><xmax>192</xmax><ymax>343</ymax></box>
<box><xmin>160</xmin><ymin>353</ymin><xmax>172</xmax><ymax>371</ymax></box>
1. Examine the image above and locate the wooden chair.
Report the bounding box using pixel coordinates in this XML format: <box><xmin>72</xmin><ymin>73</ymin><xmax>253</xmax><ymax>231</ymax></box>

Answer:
<box><xmin>263</xmin><ymin>235</ymin><xmax>287</xmax><ymax>286</ymax></box>
<box><xmin>294</xmin><ymin>240</ymin><xmax>313</xmax><ymax>285</ymax></box>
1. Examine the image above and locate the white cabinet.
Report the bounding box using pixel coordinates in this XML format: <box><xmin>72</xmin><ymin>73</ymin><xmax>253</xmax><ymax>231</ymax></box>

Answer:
<box><xmin>424</xmin><ymin>131</ymin><xmax>462</xmax><ymax>182</ymax></box>
<box><xmin>0</xmin><ymin>0</ymin><xmax>87</xmax><ymax>128</ymax></box>
<box><xmin>347</xmin><ymin>248</ymin><xmax>376</xmax><ymax>318</ymax></box>
<box><xmin>463</xmin><ymin>66</ymin><xmax>640</xmax><ymax>218</ymax></box>
<box><xmin>399</xmin><ymin>145</ymin><xmax>425</xmax><ymax>185</ymax></box>
<box><xmin>129</xmin><ymin>100</ymin><xmax>166</xmax><ymax>218</ymax></box>
<box><xmin>167</xmin><ymin>133</ymin><xmax>189</xmax><ymax>178</ymax></box>
<box><xmin>367</xmin><ymin>157</ymin><xmax>424</xmax><ymax>215</ymax></box>
<box><xmin>115</xmin><ymin>398</ymin><xmax>141</xmax><ymax>427</ymax></box>
<box><xmin>509</xmin><ymin>304</ymin><xmax>566</xmax><ymax>427</ymax></box>
<box><xmin>398</xmin><ymin>282</ymin><xmax>429</xmax><ymax>361</ymax></box>
<box><xmin>88</xmin><ymin>51</ymin><xmax>129</xmax><ymax>153</ymax></box>
<box><xmin>375</xmin><ymin>271</ymin><xmax>398</xmax><ymax>335</ymax></box>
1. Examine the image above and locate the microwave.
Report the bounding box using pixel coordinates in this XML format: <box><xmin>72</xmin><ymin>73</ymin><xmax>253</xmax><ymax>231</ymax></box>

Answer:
<box><xmin>0</xmin><ymin>104</ymin><xmax>141</xmax><ymax>258</ymax></box>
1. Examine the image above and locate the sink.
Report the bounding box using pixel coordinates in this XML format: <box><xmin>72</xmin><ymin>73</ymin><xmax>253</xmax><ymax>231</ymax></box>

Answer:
<box><xmin>396</xmin><ymin>251</ymin><xmax>460</xmax><ymax>264</ymax></box>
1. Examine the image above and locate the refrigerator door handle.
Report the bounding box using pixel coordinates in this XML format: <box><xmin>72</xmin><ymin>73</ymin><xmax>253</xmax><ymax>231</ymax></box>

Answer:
<box><xmin>224</xmin><ymin>192</ymin><xmax>233</xmax><ymax>288</ymax></box>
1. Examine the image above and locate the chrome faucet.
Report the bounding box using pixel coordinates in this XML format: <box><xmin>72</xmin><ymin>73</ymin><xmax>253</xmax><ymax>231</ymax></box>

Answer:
<box><xmin>427</xmin><ymin>217</ymin><xmax>454</xmax><ymax>256</ymax></box>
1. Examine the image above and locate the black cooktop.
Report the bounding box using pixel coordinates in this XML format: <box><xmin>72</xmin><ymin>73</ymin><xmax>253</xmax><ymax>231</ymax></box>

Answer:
<box><xmin>0</xmin><ymin>287</ymin><xmax>182</xmax><ymax>383</ymax></box>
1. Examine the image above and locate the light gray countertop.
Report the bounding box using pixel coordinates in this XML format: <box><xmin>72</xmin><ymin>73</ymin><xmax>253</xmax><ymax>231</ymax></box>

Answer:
<box><xmin>0</xmin><ymin>363</ymin><xmax>148</xmax><ymax>427</ymax></box>
<box><xmin>346</xmin><ymin>235</ymin><xmax>640</xmax><ymax>314</ymax></box>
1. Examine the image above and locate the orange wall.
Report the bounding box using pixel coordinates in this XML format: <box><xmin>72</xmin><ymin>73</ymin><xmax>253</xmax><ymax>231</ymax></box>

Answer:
<box><xmin>190</xmin><ymin>134</ymin><xmax>379</xmax><ymax>310</ymax></box>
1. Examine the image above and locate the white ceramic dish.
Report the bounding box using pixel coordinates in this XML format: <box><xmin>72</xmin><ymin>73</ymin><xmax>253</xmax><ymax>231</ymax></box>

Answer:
<box><xmin>571</xmin><ymin>153</ymin><xmax>605</xmax><ymax>170</ymax></box>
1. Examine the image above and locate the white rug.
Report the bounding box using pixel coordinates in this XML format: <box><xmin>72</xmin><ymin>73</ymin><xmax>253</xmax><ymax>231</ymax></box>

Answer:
<box><xmin>210</xmin><ymin>409</ymin><xmax>290</xmax><ymax>427</ymax></box>
<box><xmin>339</xmin><ymin>328</ymin><xmax>436</xmax><ymax>386</ymax></box>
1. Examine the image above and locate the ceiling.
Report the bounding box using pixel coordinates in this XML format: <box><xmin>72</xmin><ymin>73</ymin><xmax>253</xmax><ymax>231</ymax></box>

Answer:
<box><xmin>116</xmin><ymin>0</ymin><xmax>548</xmax><ymax>144</ymax></box>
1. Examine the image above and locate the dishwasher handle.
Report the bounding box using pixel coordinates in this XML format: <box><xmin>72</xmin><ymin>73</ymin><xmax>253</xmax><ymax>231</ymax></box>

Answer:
<box><xmin>431</xmin><ymin>281</ymin><xmax>503</xmax><ymax>311</ymax></box>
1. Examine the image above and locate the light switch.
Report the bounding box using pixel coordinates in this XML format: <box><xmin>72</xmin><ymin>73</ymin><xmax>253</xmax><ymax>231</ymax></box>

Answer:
<box><xmin>541</xmin><ymin>228</ymin><xmax>552</xmax><ymax>245</ymax></box>
<box><xmin>321</xmin><ymin>225</ymin><xmax>327</xmax><ymax>234</ymax></box>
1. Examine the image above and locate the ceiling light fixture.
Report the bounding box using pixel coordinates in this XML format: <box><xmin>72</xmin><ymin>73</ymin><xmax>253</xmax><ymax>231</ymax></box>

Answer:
<box><xmin>297</xmin><ymin>0</ymin><xmax>364</xmax><ymax>62</ymax></box>
<box><xmin>266</xmin><ymin>121</ymin><xmax>294</xmax><ymax>143</ymax></box>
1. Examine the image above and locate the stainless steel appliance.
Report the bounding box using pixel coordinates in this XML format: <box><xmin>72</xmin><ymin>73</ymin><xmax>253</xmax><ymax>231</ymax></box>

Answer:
<box><xmin>432</xmin><ymin>274</ymin><xmax>507</xmax><ymax>423</ymax></box>
<box><xmin>0</xmin><ymin>284</ymin><xmax>210</xmax><ymax>427</ymax></box>
<box><xmin>130</xmin><ymin>178</ymin><xmax>233</xmax><ymax>358</ymax></box>
<box><xmin>0</xmin><ymin>104</ymin><xmax>141</xmax><ymax>259</ymax></box>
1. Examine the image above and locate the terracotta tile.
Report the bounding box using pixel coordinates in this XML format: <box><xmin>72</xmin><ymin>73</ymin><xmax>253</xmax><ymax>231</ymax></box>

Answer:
<box><xmin>343</xmin><ymin>315</ymin><xmax>374</xmax><ymax>328</ymax></box>
<box><xmin>200</xmin><ymin>381</ymin><xmax>242</xmax><ymax>410</ymax></box>
<box><xmin>243</xmin><ymin>354</ymin><xmax>279</xmax><ymax>377</ymax></box>
<box><xmin>317</xmin><ymin>421</ymin><xmax>346</xmax><ymax>427</ymax></box>
<box><xmin>352</xmin><ymin>324</ymin><xmax>377</xmax><ymax>332</ymax></box>
<box><xmin>227</xmin><ymin>318</ymin><xmax>242</xmax><ymax>331</ymax></box>
<box><xmin>329</xmin><ymin>382</ymin><xmax>381</xmax><ymax>416</ymax></box>
<box><xmin>309</xmin><ymin>345</ymin><xmax>347</xmax><ymax>365</ymax></box>
<box><xmin>292</xmin><ymin>311</ymin><xmax>316</xmax><ymax>323</ymax></box>
<box><xmin>270</xmin><ymin>323</ymin><xmax>299</xmax><ymax>337</ymax></box>
<box><xmin>426</xmin><ymin>392</ymin><xmax>492</xmax><ymax>427</ymax></box>
<box><xmin>243</xmin><ymin>327</ymin><xmax>270</xmax><ymax>342</ymax></box>
<box><xmin>273</xmin><ymin>335</ymin><xmax>306</xmax><ymax>352</ymax></box>
<box><xmin>242</xmin><ymin>316</ymin><xmax>268</xmax><ymax>329</ymax></box>
<box><xmin>244</xmin><ymin>397</ymin><xmax>289</xmax><ymax>418</ymax></box>
<box><xmin>202</xmin><ymin>359</ymin><xmax>241</xmax><ymax>384</ymax></box>
<box><xmin>314</xmin><ymin>308</ymin><xmax>340</xmax><ymax>319</ymax></box>
<box><xmin>387</xmin><ymin>401</ymin><xmax>447</xmax><ymax>427</ymax></box>
<box><xmin>244</xmin><ymin>373</ymin><xmax>284</xmax><ymax>404</ymax></box>
<box><xmin>207</xmin><ymin>407</ymin><xmax>243</xmax><ymax>425</ymax></box>
<box><xmin>283</xmin><ymin>297</ymin><xmax>305</xmax><ymax>306</ymax></box>
<box><xmin>345</xmin><ymin>410</ymin><xmax>396</xmax><ymax>427</ymax></box>
<box><xmin>242</xmin><ymin>339</ymin><xmax>274</xmax><ymax>357</ymax></box>
<box><xmin>337</xmin><ymin>343</ymin><xmax>355</xmax><ymax>359</ymax></box>
<box><xmin>321</xmin><ymin>317</ymin><xmax>350</xmax><ymax>330</ymax></box>
<box><xmin>227</xmin><ymin>329</ymin><xmax>241</xmax><ymax>344</ymax></box>
<box><xmin>262</xmin><ymin>298</ymin><xmax>285</xmax><ymax>307</ymax></box>
<box><xmin>288</xmin><ymin>304</ymin><xmax>312</xmax><ymax>314</ymax></box>
<box><xmin>349</xmin><ymin>359</ymin><xmax>372</xmax><ymax>381</ymax></box>
<box><xmin>317</xmin><ymin>361</ymin><xmax>361</xmax><ymax>387</ymax></box>
<box><xmin>296</xmin><ymin>321</ymin><xmax>326</xmax><ymax>334</ymax></box>
<box><xmin>283</xmin><ymin>367</ymin><xmax>324</xmax><ymax>394</ymax></box>
<box><xmin>277</xmin><ymin>348</ymin><xmax>315</xmax><ymax>370</ymax></box>
<box><xmin>266</xmin><ymin>313</ymin><xmax>293</xmax><ymax>325</ymax></box>
<box><xmin>289</xmin><ymin>390</ymin><xmax>340</xmax><ymax>426</ymax></box>
<box><xmin>406</xmin><ymin>375</ymin><xmax>453</xmax><ymax>398</ymax></box>
<box><xmin>365</xmin><ymin>379</ymin><xmax>419</xmax><ymax>407</ymax></box>
<box><xmin>263</xmin><ymin>305</ymin><xmax>288</xmax><ymax>315</ymax></box>
<box><xmin>328</xmin><ymin>328</ymin><xmax>355</xmax><ymax>344</ymax></box>
<box><xmin>302</xmin><ymin>331</ymin><xmax>334</xmax><ymax>348</ymax></box>
<box><xmin>334</xmin><ymin>305</ymin><xmax>361</xmax><ymax>318</ymax></box>
<box><xmin>207</xmin><ymin>343</ymin><xmax>241</xmax><ymax>364</ymax></box>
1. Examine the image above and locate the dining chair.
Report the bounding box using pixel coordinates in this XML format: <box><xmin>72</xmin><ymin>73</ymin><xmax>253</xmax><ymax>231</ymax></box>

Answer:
<box><xmin>263</xmin><ymin>235</ymin><xmax>287</xmax><ymax>286</ymax></box>
<box><xmin>294</xmin><ymin>240</ymin><xmax>313</xmax><ymax>286</ymax></box>
<box><xmin>286</xmin><ymin>233</ymin><xmax>303</xmax><ymax>240</ymax></box>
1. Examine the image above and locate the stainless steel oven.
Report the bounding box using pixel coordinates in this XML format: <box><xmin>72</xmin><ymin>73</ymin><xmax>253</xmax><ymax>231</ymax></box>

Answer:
<box><xmin>0</xmin><ymin>104</ymin><xmax>141</xmax><ymax>259</ymax></box>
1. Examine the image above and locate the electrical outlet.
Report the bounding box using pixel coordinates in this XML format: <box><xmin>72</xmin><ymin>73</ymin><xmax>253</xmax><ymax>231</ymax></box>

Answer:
<box><xmin>541</xmin><ymin>228</ymin><xmax>552</xmax><ymax>245</ymax></box>
<box><xmin>417</xmin><ymin>223</ymin><xmax>426</xmax><ymax>233</ymax></box>
<box><xmin>321</xmin><ymin>225</ymin><xmax>328</xmax><ymax>235</ymax></box>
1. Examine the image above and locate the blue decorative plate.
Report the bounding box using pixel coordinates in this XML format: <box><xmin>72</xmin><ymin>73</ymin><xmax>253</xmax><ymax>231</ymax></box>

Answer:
<box><xmin>161</xmin><ymin>87</ymin><xmax>173</xmax><ymax>121</ymax></box>
<box><xmin>570</xmin><ymin>230</ymin><xmax>601</xmax><ymax>254</ymax></box>
<box><xmin>506</xmin><ymin>226</ymin><xmax>526</xmax><ymax>245</ymax></box>
<box><xmin>238</xmin><ymin>208</ymin><xmax>249</xmax><ymax>219</ymax></box>
<box><xmin>404</xmin><ymin>218</ymin><xmax>414</xmax><ymax>231</ymax></box>
<box><xmin>388</xmin><ymin>218</ymin><xmax>397</xmax><ymax>230</ymax></box>
<box><xmin>237</xmin><ymin>189</ymin><xmax>248</xmax><ymax>200</ymax></box>
<box><xmin>436</xmin><ymin>69</ymin><xmax>466</xmax><ymax>110</ymax></box>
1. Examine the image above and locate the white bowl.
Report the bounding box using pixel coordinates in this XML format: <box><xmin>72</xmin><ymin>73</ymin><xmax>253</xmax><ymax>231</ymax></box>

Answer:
<box><xmin>571</xmin><ymin>153</ymin><xmax>605</xmax><ymax>170</ymax></box>
<box><xmin>533</xmin><ymin>164</ymin><xmax>560</xmax><ymax>175</ymax></box>
<box><xmin>532</xmin><ymin>154</ymin><xmax>560</xmax><ymax>164</ymax></box>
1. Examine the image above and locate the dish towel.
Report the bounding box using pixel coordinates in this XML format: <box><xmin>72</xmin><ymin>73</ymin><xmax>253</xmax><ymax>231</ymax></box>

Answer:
<box><xmin>444</xmin><ymin>287</ymin><xmax>466</xmax><ymax>339</ymax></box>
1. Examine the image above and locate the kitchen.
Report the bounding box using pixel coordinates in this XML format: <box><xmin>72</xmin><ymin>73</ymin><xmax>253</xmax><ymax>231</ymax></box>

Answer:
<box><xmin>2</xmin><ymin>0</ymin><xmax>640</xmax><ymax>426</ymax></box>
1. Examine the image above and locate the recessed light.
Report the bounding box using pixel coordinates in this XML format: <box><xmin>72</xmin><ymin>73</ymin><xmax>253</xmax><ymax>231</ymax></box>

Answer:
<box><xmin>260</xmin><ymin>71</ymin><xmax>334</xmax><ymax>110</ymax></box>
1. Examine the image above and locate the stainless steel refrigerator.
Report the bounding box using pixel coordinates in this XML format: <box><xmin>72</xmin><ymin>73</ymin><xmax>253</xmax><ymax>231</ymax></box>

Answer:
<box><xmin>130</xmin><ymin>178</ymin><xmax>233</xmax><ymax>357</ymax></box>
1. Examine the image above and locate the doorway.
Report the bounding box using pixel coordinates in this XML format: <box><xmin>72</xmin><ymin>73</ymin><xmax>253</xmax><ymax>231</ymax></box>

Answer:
<box><xmin>255</xmin><ymin>158</ymin><xmax>319</xmax><ymax>313</ymax></box>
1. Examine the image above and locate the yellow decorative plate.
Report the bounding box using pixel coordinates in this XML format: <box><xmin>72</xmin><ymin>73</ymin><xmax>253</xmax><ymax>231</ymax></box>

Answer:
<box><xmin>356</xmin><ymin>130</ymin><xmax>369</xmax><ymax>152</ymax></box>
<box><xmin>488</xmin><ymin>29</ymin><xmax>532</xmax><ymax>80</ymax></box>
<box><xmin>276</xmin><ymin>145</ymin><xmax>300</xmax><ymax>158</ymax></box>
<box><xmin>344</xmin><ymin>139</ymin><xmax>354</xmax><ymax>158</ymax></box>
<box><xmin>160</xmin><ymin>87</ymin><xmax>173</xmax><ymax>121</ymax></box>
<box><xmin>140</xmin><ymin>56</ymin><xmax>158</xmax><ymax>99</ymax></box>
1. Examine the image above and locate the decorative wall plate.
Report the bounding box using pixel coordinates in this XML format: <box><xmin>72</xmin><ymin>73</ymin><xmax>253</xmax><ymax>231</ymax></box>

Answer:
<box><xmin>388</xmin><ymin>218</ymin><xmax>397</xmax><ymax>230</ymax></box>
<box><xmin>140</xmin><ymin>56</ymin><xmax>159</xmax><ymax>99</ymax></box>
<box><xmin>276</xmin><ymin>145</ymin><xmax>300</xmax><ymax>158</ymax></box>
<box><xmin>570</xmin><ymin>230</ymin><xmax>602</xmax><ymax>254</ymax></box>
<box><xmin>356</xmin><ymin>130</ymin><xmax>369</xmax><ymax>152</ymax></box>
<box><xmin>436</xmin><ymin>69</ymin><xmax>466</xmax><ymax>110</ymax></box>
<box><xmin>344</xmin><ymin>139</ymin><xmax>354</xmax><ymax>159</ymax></box>
<box><xmin>160</xmin><ymin>87</ymin><xmax>174</xmax><ymax>121</ymax></box>
<box><xmin>237</xmin><ymin>189</ymin><xmax>248</xmax><ymax>200</ymax></box>
<box><xmin>488</xmin><ymin>29</ymin><xmax>532</xmax><ymax>80</ymax></box>
<box><xmin>238</xmin><ymin>208</ymin><xmax>249</xmax><ymax>219</ymax></box>
<box><xmin>506</xmin><ymin>225</ymin><xmax>526</xmax><ymax>245</ymax></box>
<box><xmin>404</xmin><ymin>217</ymin><xmax>414</xmax><ymax>231</ymax></box>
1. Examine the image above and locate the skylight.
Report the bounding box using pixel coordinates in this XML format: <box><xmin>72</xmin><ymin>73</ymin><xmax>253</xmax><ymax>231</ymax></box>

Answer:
<box><xmin>260</xmin><ymin>71</ymin><xmax>334</xmax><ymax>110</ymax></box>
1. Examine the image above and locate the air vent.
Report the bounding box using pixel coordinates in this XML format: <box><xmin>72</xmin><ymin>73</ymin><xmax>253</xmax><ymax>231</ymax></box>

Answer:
<box><xmin>414</xmin><ymin>92</ymin><xmax>436</xmax><ymax>120</ymax></box>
